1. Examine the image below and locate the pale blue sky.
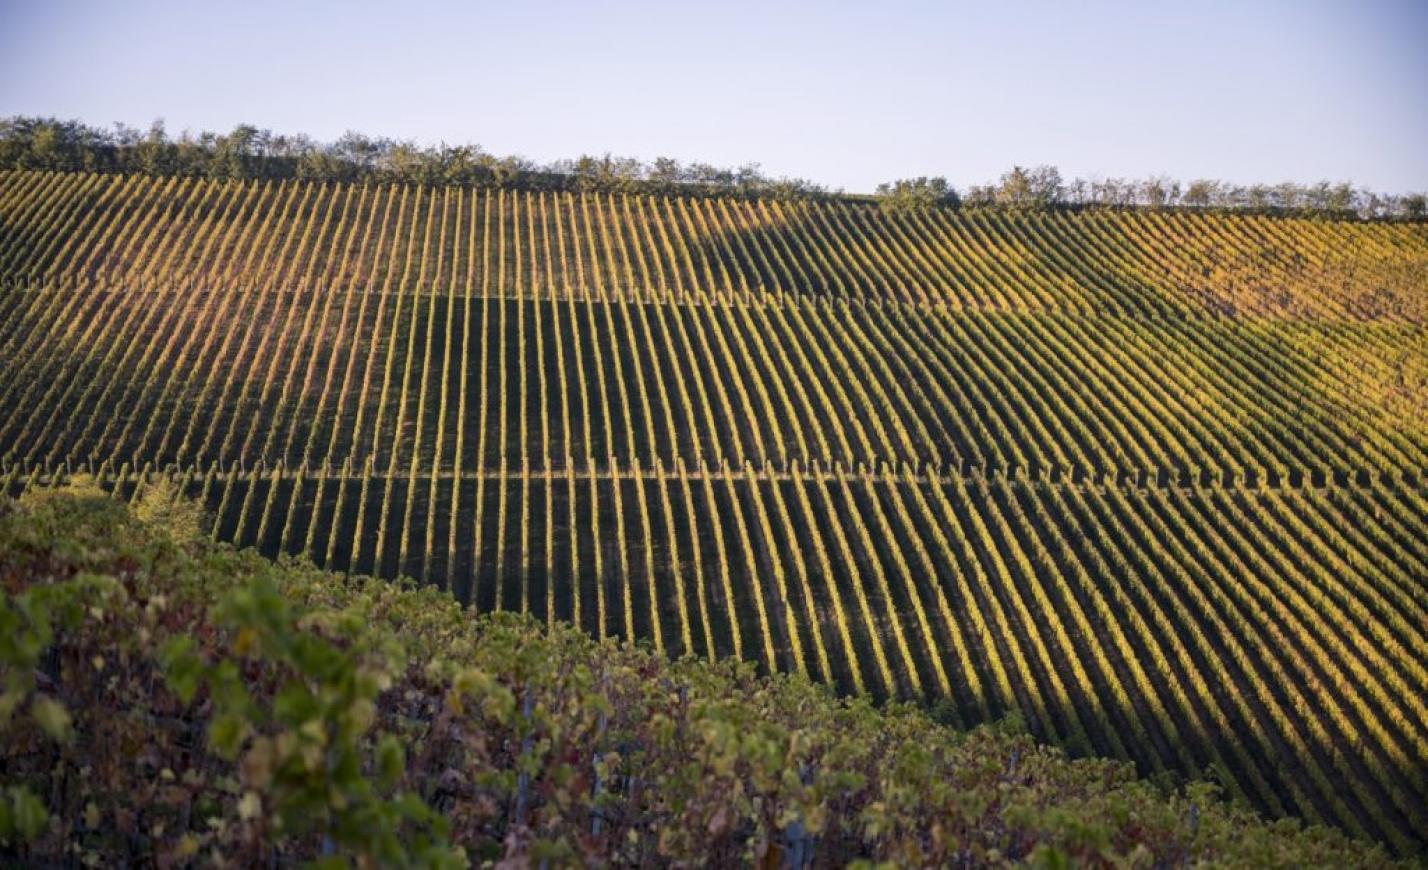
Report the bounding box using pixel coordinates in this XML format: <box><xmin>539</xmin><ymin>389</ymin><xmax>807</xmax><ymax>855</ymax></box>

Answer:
<box><xmin>1</xmin><ymin>0</ymin><xmax>1424</xmax><ymax>193</ymax></box>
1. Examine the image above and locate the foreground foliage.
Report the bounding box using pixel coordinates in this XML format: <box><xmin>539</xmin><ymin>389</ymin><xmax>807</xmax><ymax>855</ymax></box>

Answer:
<box><xmin>0</xmin><ymin>487</ymin><xmax>1397</xmax><ymax>866</ymax></box>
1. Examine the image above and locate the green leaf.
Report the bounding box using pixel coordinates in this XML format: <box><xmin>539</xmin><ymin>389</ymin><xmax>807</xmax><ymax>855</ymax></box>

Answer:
<box><xmin>273</xmin><ymin>681</ymin><xmax>319</xmax><ymax>727</ymax></box>
<box><xmin>0</xmin><ymin>688</ymin><xmax>25</xmax><ymax>726</ymax></box>
<box><xmin>31</xmin><ymin>695</ymin><xmax>72</xmax><ymax>743</ymax></box>
<box><xmin>1</xmin><ymin>786</ymin><xmax>49</xmax><ymax>844</ymax></box>
<box><xmin>1031</xmin><ymin>844</ymin><xmax>1072</xmax><ymax>870</ymax></box>
<box><xmin>158</xmin><ymin>635</ymin><xmax>203</xmax><ymax>705</ymax></box>
<box><xmin>377</xmin><ymin>734</ymin><xmax>405</xmax><ymax>790</ymax></box>
<box><xmin>208</xmin><ymin>711</ymin><xmax>250</xmax><ymax>760</ymax></box>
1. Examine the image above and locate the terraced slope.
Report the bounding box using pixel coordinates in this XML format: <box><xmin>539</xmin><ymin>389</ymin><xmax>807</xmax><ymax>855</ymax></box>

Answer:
<box><xmin>1</xmin><ymin>170</ymin><xmax>1426</xmax><ymax>853</ymax></box>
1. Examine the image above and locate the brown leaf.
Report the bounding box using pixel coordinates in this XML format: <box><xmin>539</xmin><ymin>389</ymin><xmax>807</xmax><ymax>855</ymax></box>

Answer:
<box><xmin>707</xmin><ymin>803</ymin><xmax>731</xmax><ymax>836</ymax></box>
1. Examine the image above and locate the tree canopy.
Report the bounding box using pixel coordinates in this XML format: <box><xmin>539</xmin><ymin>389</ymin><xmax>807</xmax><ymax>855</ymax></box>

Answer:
<box><xmin>0</xmin><ymin>116</ymin><xmax>830</xmax><ymax>200</ymax></box>
<box><xmin>2</xmin><ymin>116</ymin><xmax>1423</xmax><ymax>219</ymax></box>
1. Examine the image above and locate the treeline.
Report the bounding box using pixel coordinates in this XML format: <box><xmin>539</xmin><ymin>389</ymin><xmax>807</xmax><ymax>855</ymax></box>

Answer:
<box><xmin>2</xmin><ymin>116</ymin><xmax>1424</xmax><ymax>218</ymax></box>
<box><xmin>0</xmin><ymin>116</ymin><xmax>829</xmax><ymax>200</ymax></box>
<box><xmin>878</xmin><ymin>166</ymin><xmax>1428</xmax><ymax>220</ymax></box>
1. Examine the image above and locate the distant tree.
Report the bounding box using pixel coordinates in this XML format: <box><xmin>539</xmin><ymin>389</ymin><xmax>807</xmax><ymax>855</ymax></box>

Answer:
<box><xmin>762</xmin><ymin>175</ymin><xmax>829</xmax><ymax>200</ymax></box>
<box><xmin>1273</xmin><ymin>181</ymin><xmax>1304</xmax><ymax>211</ymax></box>
<box><xmin>1355</xmin><ymin>189</ymin><xmax>1388</xmax><ymax>219</ymax></box>
<box><xmin>571</xmin><ymin>153</ymin><xmax>643</xmax><ymax>193</ymax></box>
<box><xmin>686</xmin><ymin>162</ymin><xmax>733</xmax><ymax>188</ymax></box>
<box><xmin>734</xmin><ymin>162</ymin><xmax>767</xmax><ymax>195</ymax></box>
<box><xmin>1326</xmin><ymin>183</ymin><xmax>1357</xmax><ymax>215</ymax></box>
<box><xmin>29</xmin><ymin>122</ymin><xmax>63</xmax><ymax>170</ymax></box>
<box><xmin>649</xmin><ymin>157</ymin><xmax>684</xmax><ymax>192</ymax></box>
<box><xmin>333</xmin><ymin>131</ymin><xmax>389</xmax><ymax>174</ymax></box>
<box><xmin>134</xmin><ymin>119</ymin><xmax>171</xmax><ymax>175</ymax></box>
<box><xmin>1183</xmin><ymin>179</ymin><xmax>1218</xmax><ymax>208</ymax></box>
<box><xmin>1245</xmin><ymin>184</ymin><xmax>1273</xmax><ymax>211</ymax></box>
<box><xmin>874</xmin><ymin>176</ymin><xmax>960</xmax><ymax>210</ymax></box>
<box><xmin>384</xmin><ymin>141</ymin><xmax>434</xmax><ymax>184</ymax></box>
<box><xmin>1140</xmin><ymin>175</ymin><xmax>1180</xmax><ymax>209</ymax></box>
<box><xmin>963</xmin><ymin>184</ymin><xmax>997</xmax><ymax>207</ymax></box>
<box><xmin>0</xmin><ymin>115</ymin><xmax>1412</xmax><ymax>217</ymax></box>
<box><xmin>208</xmin><ymin>124</ymin><xmax>261</xmax><ymax>180</ymax></box>
<box><xmin>295</xmin><ymin>139</ymin><xmax>350</xmax><ymax>182</ymax></box>
<box><xmin>1091</xmin><ymin>177</ymin><xmax>1135</xmax><ymax>208</ymax></box>
<box><xmin>489</xmin><ymin>154</ymin><xmax>535</xmax><ymax>187</ymax></box>
<box><xmin>996</xmin><ymin>165</ymin><xmax>1062</xmax><ymax>210</ymax></box>
<box><xmin>996</xmin><ymin>166</ymin><xmax>1035</xmax><ymax>209</ymax></box>
<box><xmin>172</xmin><ymin>132</ymin><xmax>208</xmax><ymax>177</ymax></box>
<box><xmin>430</xmin><ymin>144</ymin><xmax>483</xmax><ymax>185</ymax></box>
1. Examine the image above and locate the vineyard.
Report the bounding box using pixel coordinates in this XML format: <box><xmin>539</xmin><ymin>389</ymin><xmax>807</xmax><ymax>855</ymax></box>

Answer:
<box><xmin>1</xmin><ymin>170</ymin><xmax>1427</xmax><ymax>853</ymax></box>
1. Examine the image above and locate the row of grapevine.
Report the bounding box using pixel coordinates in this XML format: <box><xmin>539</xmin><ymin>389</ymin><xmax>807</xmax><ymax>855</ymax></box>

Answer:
<box><xmin>4</xmin><ymin>171</ymin><xmax>1425</xmax><ymax>320</ymax></box>
<box><xmin>3</xmin><ymin>287</ymin><xmax>1424</xmax><ymax>482</ymax></box>
<box><xmin>6</xmin><ymin>463</ymin><xmax>1424</xmax><ymax>850</ymax></box>
<box><xmin>4</xmin><ymin>169</ymin><xmax>1427</xmax><ymax>854</ymax></box>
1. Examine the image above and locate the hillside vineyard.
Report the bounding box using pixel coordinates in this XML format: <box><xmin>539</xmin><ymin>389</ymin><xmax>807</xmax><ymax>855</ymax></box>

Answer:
<box><xmin>1</xmin><ymin>170</ymin><xmax>1427</xmax><ymax>853</ymax></box>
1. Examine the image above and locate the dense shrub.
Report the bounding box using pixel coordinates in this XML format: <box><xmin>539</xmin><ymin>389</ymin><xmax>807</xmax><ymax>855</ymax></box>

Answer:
<box><xmin>0</xmin><ymin>487</ymin><xmax>1398</xmax><ymax>866</ymax></box>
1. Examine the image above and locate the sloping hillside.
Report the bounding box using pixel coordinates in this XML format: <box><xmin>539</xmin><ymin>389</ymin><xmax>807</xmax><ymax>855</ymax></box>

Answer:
<box><xmin>0</xmin><ymin>487</ymin><xmax>1401</xmax><ymax>866</ymax></box>
<box><xmin>1</xmin><ymin>170</ymin><xmax>1426</xmax><ymax>853</ymax></box>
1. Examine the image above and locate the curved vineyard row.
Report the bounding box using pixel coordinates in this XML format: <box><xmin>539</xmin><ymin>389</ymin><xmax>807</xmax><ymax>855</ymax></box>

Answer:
<box><xmin>0</xmin><ymin>288</ymin><xmax>1423</xmax><ymax>481</ymax></box>
<box><xmin>4</xmin><ymin>466</ymin><xmax>1425</xmax><ymax>852</ymax></box>
<box><xmin>2</xmin><ymin>170</ymin><xmax>1426</xmax><ymax>854</ymax></box>
<box><xmin>3</xmin><ymin>171</ymin><xmax>1427</xmax><ymax>321</ymax></box>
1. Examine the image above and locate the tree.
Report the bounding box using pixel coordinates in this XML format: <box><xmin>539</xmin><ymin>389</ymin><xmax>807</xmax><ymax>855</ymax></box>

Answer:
<box><xmin>1325</xmin><ymin>183</ymin><xmax>1356</xmax><ymax>215</ymax></box>
<box><xmin>1092</xmin><ymin>177</ymin><xmax>1135</xmax><ymax>208</ymax></box>
<box><xmin>1183</xmin><ymin>179</ymin><xmax>1218</xmax><ymax>208</ymax></box>
<box><xmin>296</xmin><ymin>144</ymin><xmax>349</xmax><ymax>182</ymax></box>
<box><xmin>333</xmin><ymin>132</ymin><xmax>390</xmax><ymax>174</ymax></box>
<box><xmin>1245</xmin><ymin>184</ymin><xmax>1273</xmax><ymax>211</ymax></box>
<box><xmin>963</xmin><ymin>184</ymin><xmax>997</xmax><ymax>207</ymax></box>
<box><xmin>134</xmin><ymin>119</ymin><xmax>171</xmax><ymax>175</ymax></box>
<box><xmin>29</xmin><ymin>122</ymin><xmax>62</xmax><ymax>170</ymax></box>
<box><xmin>1140</xmin><ymin>175</ymin><xmax>1180</xmax><ymax>209</ymax></box>
<box><xmin>996</xmin><ymin>165</ymin><xmax>1062</xmax><ymax>210</ymax></box>
<box><xmin>0</xmin><ymin>114</ymin><xmax>1409</xmax><ymax>217</ymax></box>
<box><xmin>649</xmin><ymin>157</ymin><xmax>685</xmax><ymax>193</ymax></box>
<box><xmin>208</xmin><ymin>124</ymin><xmax>262</xmax><ymax>180</ymax></box>
<box><xmin>874</xmin><ymin>176</ymin><xmax>959</xmax><ymax>210</ymax></box>
<box><xmin>1273</xmin><ymin>181</ymin><xmax>1303</xmax><ymax>211</ymax></box>
<box><xmin>571</xmin><ymin>153</ymin><xmax>643</xmax><ymax>193</ymax></box>
<box><xmin>997</xmin><ymin>166</ymin><xmax>1035</xmax><ymax>208</ymax></box>
<box><xmin>384</xmin><ymin>141</ymin><xmax>435</xmax><ymax>184</ymax></box>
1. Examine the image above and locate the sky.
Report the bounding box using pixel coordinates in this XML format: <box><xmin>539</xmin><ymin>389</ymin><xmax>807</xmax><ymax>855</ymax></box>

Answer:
<box><xmin>1</xmin><ymin>0</ymin><xmax>1425</xmax><ymax>194</ymax></box>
